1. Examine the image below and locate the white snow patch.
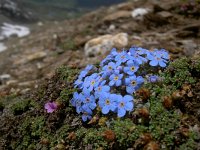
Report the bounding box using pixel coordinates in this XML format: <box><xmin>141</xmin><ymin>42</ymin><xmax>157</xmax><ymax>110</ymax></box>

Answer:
<box><xmin>131</xmin><ymin>8</ymin><xmax>150</xmax><ymax>20</ymax></box>
<box><xmin>0</xmin><ymin>43</ymin><xmax>7</xmax><ymax>52</ymax></box>
<box><xmin>1</xmin><ymin>23</ymin><xmax>30</xmax><ymax>39</ymax></box>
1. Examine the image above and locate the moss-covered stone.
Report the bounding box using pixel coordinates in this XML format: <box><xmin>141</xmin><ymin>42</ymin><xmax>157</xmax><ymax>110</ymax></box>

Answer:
<box><xmin>164</xmin><ymin>57</ymin><xmax>196</xmax><ymax>88</ymax></box>
<box><xmin>1</xmin><ymin>57</ymin><xmax>200</xmax><ymax>149</ymax></box>
<box><xmin>10</xmin><ymin>99</ymin><xmax>32</xmax><ymax>115</ymax></box>
<box><xmin>59</xmin><ymin>39</ymin><xmax>76</xmax><ymax>51</ymax></box>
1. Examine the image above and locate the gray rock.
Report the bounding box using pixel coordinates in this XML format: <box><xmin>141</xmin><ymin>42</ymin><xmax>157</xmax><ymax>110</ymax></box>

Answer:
<box><xmin>0</xmin><ymin>74</ymin><xmax>10</xmax><ymax>80</ymax></box>
<box><xmin>103</xmin><ymin>10</ymin><xmax>131</xmax><ymax>22</ymax></box>
<box><xmin>176</xmin><ymin>40</ymin><xmax>198</xmax><ymax>56</ymax></box>
<box><xmin>84</xmin><ymin>33</ymin><xmax>128</xmax><ymax>57</ymax></box>
<box><xmin>0</xmin><ymin>0</ymin><xmax>36</xmax><ymax>22</ymax></box>
<box><xmin>157</xmin><ymin>11</ymin><xmax>173</xmax><ymax>18</ymax></box>
<box><xmin>0</xmin><ymin>74</ymin><xmax>11</xmax><ymax>85</ymax></box>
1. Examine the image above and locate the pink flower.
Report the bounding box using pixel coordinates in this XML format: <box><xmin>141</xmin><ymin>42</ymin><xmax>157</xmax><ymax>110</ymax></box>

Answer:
<box><xmin>44</xmin><ymin>101</ymin><xmax>57</xmax><ymax>113</ymax></box>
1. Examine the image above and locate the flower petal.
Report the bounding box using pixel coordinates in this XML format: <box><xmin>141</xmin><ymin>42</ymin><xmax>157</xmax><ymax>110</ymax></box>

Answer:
<box><xmin>126</xmin><ymin>86</ymin><xmax>134</xmax><ymax>94</ymax></box>
<box><xmin>118</xmin><ymin>108</ymin><xmax>126</xmax><ymax>117</ymax></box>
<box><xmin>109</xmin><ymin>80</ymin><xmax>115</xmax><ymax>86</ymax></box>
<box><xmin>116</xmin><ymin>80</ymin><xmax>122</xmax><ymax>86</ymax></box>
<box><xmin>125</xmin><ymin>102</ymin><xmax>133</xmax><ymax>111</ymax></box>
<box><xmin>102</xmin><ymin>106</ymin><xmax>110</xmax><ymax>114</ymax></box>
<box><xmin>150</xmin><ymin>60</ymin><xmax>158</xmax><ymax>66</ymax></box>
<box><xmin>159</xmin><ymin>61</ymin><xmax>166</xmax><ymax>67</ymax></box>
<box><xmin>124</xmin><ymin>95</ymin><xmax>133</xmax><ymax>101</ymax></box>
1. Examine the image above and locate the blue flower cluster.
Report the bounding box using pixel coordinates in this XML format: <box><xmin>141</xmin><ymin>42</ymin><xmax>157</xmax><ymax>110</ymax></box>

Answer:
<box><xmin>71</xmin><ymin>47</ymin><xmax>169</xmax><ymax>121</ymax></box>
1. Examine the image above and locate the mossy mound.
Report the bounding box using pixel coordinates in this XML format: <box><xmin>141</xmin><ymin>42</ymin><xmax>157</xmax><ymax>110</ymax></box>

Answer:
<box><xmin>0</xmin><ymin>57</ymin><xmax>200</xmax><ymax>150</ymax></box>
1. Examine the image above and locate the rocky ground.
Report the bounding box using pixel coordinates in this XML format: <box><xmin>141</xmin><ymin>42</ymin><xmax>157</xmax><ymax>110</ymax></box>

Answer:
<box><xmin>0</xmin><ymin>0</ymin><xmax>199</xmax><ymax>95</ymax></box>
<box><xmin>0</xmin><ymin>0</ymin><xmax>200</xmax><ymax>149</ymax></box>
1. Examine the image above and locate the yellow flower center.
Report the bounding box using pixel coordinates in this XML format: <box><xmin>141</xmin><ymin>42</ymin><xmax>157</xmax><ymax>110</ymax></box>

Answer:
<box><xmin>98</xmin><ymin>87</ymin><xmax>102</xmax><ymax>91</ymax></box>
<box><xmin>120</xmin><ymin>102</ymin><xmax>124</xmax><ymax>107</ymax></box>
<box><xmin>114</xmin><ymin>76</ymin><xmax>119</xmax><ymax>80</ymax></box>
<box><xmin>131</xmin><ymin>80</ymin><xmax>136</xmax><ymax>86</ymax></box>
<box><xmin>108</xmin><ymin>66</ymin><xmax>112</xmax><ymax>70</ymax></box>
<box><xmin>130</xmin><ymin>66</ymin><xmax>135</xmax><ymax>71</ymax></box>
<box><xmin>105</xmin><ymin>99</ymin><xmax>110</xmax><ymax>105</ymax></box>
<box><xmin>83</xmin><ymin>112</ymin><xmax>88</xmax><ymax>115</ymax></box>
<box><xmin>91</xmin><ymin>80</ymin><xmax>95</xmax><ymax>85</ymax></box>
<box><xmin>156</xmin><ymin>57</ymin><xmax>161</xmax><ymax>60</ymax></box>
<box><xmin>86</xmin><ymin>98</ymin><xmax>90</xmax><ymax>102</ymax></box>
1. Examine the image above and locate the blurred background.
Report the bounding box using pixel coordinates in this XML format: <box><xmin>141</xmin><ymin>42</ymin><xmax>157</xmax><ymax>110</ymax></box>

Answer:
<box><xmin>0</xmin><ymin>0</ymin><xmax>199</xmax><ymax>93</ymax></box>
<box><xmin>0</xmin><ymin>0</ymin><xmax>125</xmax><ymax>51</ymax></box>
<box><xmin>0</xmin><ymin>0</ymin><xmax>125</xmax><ymax>23</ymax></box>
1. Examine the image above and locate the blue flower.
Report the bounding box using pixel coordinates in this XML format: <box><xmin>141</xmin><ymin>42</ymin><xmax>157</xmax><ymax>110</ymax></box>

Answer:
<box><xmin>100</xmin><ymin>48</ymin><xmax>118</xmax><ymax>66</ymax></box>
<box><xmin>74</xmin><ymin>65</ymin><xmax>94</xmax><ymax>88</ymax></box>
<box><xmin>71</xmin><ymin>46</ymin><xmax>170</xmax><ymax>120</ymax></box>
<box><xmin>80</xmin><ymin>90</ymin><xmax>96</xmax><ymax>110</ymax></box>
<box><xmin>81</xmin><ymin>105</ymin><xmax>93</xmax><ymax>122</ymax></box>
<box><xmin>129</xmin><ymin>47</ymin><xmax>147</xmax><ymax>64</ymax></box>
<box><xmin>124</xmin><ymin>60</ymin><xmax>139</xmax><ymax>75</ymax></box>
<box><xmin>102</xmin><ymin>62</ymin><xmax>118</xmax><ymax>77</ymax></box>
<box><xmin>148</xmin><ymin>75</ymin><xmax>159</xmax><ymax>83</ymax></box>
<box><xmin>94</xmin><ymin>80</ymin><xmax>110</xmax><ymax>98</ymax></box>
<box><xmin>115</xmin><ymin>51</ymin><xmax>129</xmax><ymax>65</ymax></box>
<box><xmin>74</xmin><ymin>78</ymin><xmax>83</xmax><ymax>88</ymax></box>
<box><xmin>116</xmin><ymin>95</ymin><xmax>134</xmax><ymax>117</ymax></box>
<box><xmin>133</xmin><ymin>46</ymin><xmax>148</xmax><ymax>55</ymax></box>
<box><xmin>109</xmin><ymin>72</ymin><xmax>123</xmax><ymax>86</ymax></box>
<box><xmin>79</xmin><ymin>65</ymin><xmax>94</xmax><ymax>79</ymax></box>
<box><xmin>156</xmin><ymin>49</ymin><xmax>169</xmax><ymax>60</ymax></box>
<box><xmin>70</xmin><ymin>92</ymin><xmax>83</xmax><ymax>114</ymax></box>
<box><xmin>83</xmin><ymin>73</ymin><xmax>100</xmax><ymax>91</ymax></box>
<box><xmin>125</xmin><ymin>75</ymin><xmax>144</xmax><ymax>94</ymax></box>
<box><xmin>98</xmin><ymin>92</ymin><xmax>117</xmax><ymax>114</ymax></box>
<box><xmin>147</xmin><ymin>50</ymin><xmax>168</xmax><ymax>67</ymax></box>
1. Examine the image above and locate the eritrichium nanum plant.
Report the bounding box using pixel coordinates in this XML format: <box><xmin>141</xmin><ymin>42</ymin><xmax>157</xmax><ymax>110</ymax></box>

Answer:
<box><xmin>71</xmin><ymin>47</ymin><xmax>169</xmax><ymax>121</ymax></box>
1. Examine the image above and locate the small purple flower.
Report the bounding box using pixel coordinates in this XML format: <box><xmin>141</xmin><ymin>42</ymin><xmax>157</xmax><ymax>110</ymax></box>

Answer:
<box><xmin>124</xmin><ymin>60</ymin><xmax>139</xmax><ymax>75</ymax></box>
<box><xmin>45</xmin><ymin>101</ymin><xmax>58</xmax><ymax>113</ymax></box>
<box><xmin>109</xmin><ymin>72</ymin><xmax>123</xmax><ymax>86</ymax></box>
<box><xmin>116</xmin><ymin>95</ymin><xmax>134</xmax><ymax>117</ymax></box>
<box><xmin>148</xmin><ymin>75</ymin><xmax>159</xmax><ymax>83</ymax></box>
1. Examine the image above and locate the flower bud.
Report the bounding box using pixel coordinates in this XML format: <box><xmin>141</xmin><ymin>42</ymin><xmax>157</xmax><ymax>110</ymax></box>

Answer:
<box><xmin>144</xmin><ymin>141</ymin><xmax>160</xmax><ymax>150</ymax></box>
<box><xmin>138</xmin><ymin>107</ymin><xmax>149</xmax><ymax>118</ymax></box>
<box><xmin>136</xmin><ymin>88</ymin><xmax>151</xmax><ymax>101</ymax></box>
<box><xmin>67</xmin><ymin>132</ymin><xmax>76</xmax><ymax>140</ymax></box>
<box><xmin>163</xmin><ymin>96</ymin><xmax>173</xmax><ymax>109</ymax></box>
<box><xmin>172</xmin><ymin>90</ymin><xmax>184</xmax><ymax>100</ymax></box>
<box><xmin>102</xmin><ymin>130</ymin><xmax>115</xmax><ymax>141</ymax></box>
